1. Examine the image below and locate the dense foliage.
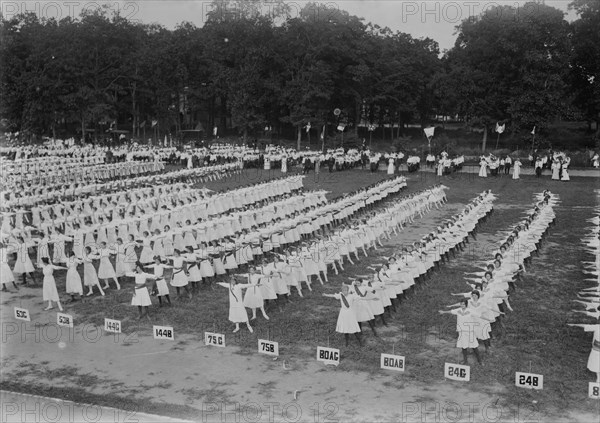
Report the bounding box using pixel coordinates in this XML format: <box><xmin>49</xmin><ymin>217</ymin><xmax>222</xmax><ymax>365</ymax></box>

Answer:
<box><xmin>0</xmin><ymin>1</ymin><xmax>597</xmax><ymax>146</ymax></box>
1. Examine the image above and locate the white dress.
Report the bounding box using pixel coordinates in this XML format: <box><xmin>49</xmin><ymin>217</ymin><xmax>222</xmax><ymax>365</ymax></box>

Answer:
<box><xmin>36</xmin><ymin>236</ymin><xmax>51</xmax><ymax>265</ymax></box>
<box><xmin>124</xmin><ymin>242</ymin><xmax>138</xmax><ymax>271</ymax></box>
<box><xmin>184</xmin><ymin>253</ymin><xmax>202</xmax><ymax>282</ymax></box>
<box><xmin>225</xmin><ymin>283</ymin><xmax>250</xmax><ymax>323</ymax></box>
<box><xmin>72</xmin><ymin>229</ymin><xmax>84</xmax><ymax>257</ymax></box>
<box><xmin>199</xmin><ymin>250</ymin><xmax>215</xmax><ymax>278</ymax></box>
<box><xmin>13</xmin><ymin>241</ymin><xmax>35</xmax><ymax>274</ymax></box>
<box><xmin>387</xmin><ymin>158</ymin><xmax>394</xmax><ymax>175</ymax></box>
<box><xmin>65</xmin><ymin>258</ymin><xmax>83</xmax><ymax>295</ymax></box>
<box><xmin>139</xmin><ymin>238</ymin><xmax>154</xmax><ymax>264</ymax></box>
<box><xmin>468</xmin><ymin>300</ymin><xmax>492</xmax><ymax>341</ymax></box>
<box><xmin>258</xmin><ymin>272</ymin><xmax>277</xmax><ymax>300</ymax></box>
<box><xmin>587</xmin><ymin>326</ymin><xmax>600</xmax><ymax>373</ymax></box>
<box><xmin>267</xmin><ymin>262</ymin><xmax>289</xmax><ymax>295</ymax></box>
<box><xmin>0</xmin><ymin>248</ymin><xmax>15</xmax><ymax>284</ymax></box>
<box><xmin>148</xmin><ymin>263</ymin><xmax>170</xmax><ymax>296</ymax></box>
<box><xmin>83</xmin><ymin>255</ymin><xmax>100</xmax><ymax>287</ymax></box>
<box><xmin>478</xmin><ymin>160</ymin><xmax>487</xmax><ymax>177</ymax></box>
<box><xmin>551</xmin><ymin>162</ymin><xmax>560</xmax><ymax>180</ymax></box>
<box><xmin>243</xmin><ymin>274</ymin><xmax>264</xmax><ymax>308</ymax></box>
<box><xmin>451</xmin><ymin>308</ymin><xmax>479</xmax><ymax>349</ymax></box>
<box><xmin>349</xmin><ymin>291</ymin><xmax>375</xmax><ymax>323</ymax></box>
<box><xmin>170</xmin><ymin>256</ymin><xmax>189</xmax><ymax>287</ymax></box>
<box><xmin>512</xmin><ymin>161</ymin><xmax>521</xmax><ymax>179</ymax></box>
<box><xmin>115</xmin><ymin>246</ymin><xmax>130</xmax><ymax>277</ymax></box>
<box><xmin>42</xmin><ymin>265</ymin><xmax>61</xmax><ymax>302</ymax></box>
<box><xmin>362</xmin><ymin>285</ymin><xmax>384</xmax><ymax>316</ymax></box>
<box><xmin>333</xmin><ymin>293</ymin><xmax>360</xmax><ymax>334</ymax></box>
<box><xmin>52</xmin><ymin>234</ymin><xmax>70</xmax><ymax>264</ymax></box>
<box><xmin>129</xmin><ymin>272</ymin><xmax>154</xmax><ymax>306</ymax></box>
<box><xmin>561</xmin><ymin>164</ymin><xmax>570</xmax><ymax>181</ymax></box>
<box><xmin>97</xmin><ymin>248</ymin><xmax>116</xmax><ymax>279</ymax></box>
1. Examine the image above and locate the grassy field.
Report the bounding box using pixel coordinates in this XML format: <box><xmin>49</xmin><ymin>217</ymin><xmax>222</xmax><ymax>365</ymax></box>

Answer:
<box><xmin>1</xmin><ymin>167</ymin><xmax>599</xmax><ymax>421</ymax></box>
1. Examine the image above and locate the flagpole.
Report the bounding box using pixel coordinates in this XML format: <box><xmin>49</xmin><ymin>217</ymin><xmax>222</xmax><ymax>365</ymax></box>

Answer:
<box><xmin>495</xmin><ymin>132</ymin><xmax>500</xmax><ymax>150</ymax></box>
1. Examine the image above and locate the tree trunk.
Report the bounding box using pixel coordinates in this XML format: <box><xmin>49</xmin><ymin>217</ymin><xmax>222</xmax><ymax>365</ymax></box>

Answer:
<box><xmin>131</xmin><ymin>83</ymin><xmax>137</xmax><ymax>138</ymax></box>
<box><xmin>354</xmin><ymin>100</ymin><xmax>360</xmax><ymax>138</ymax></box>
<box><xmin>481</xmin><ymin>125</ymin><xmax>488</xmax><ymax>152</ymax></box>
<box><xmin>81</xmin><ymin>115</ymin><xmax>86</xmax><ymax>144</ymax></box>
<box><xmin>220</xmin><ymin>96</ymin><xmax>227</xmax><ymax>133</ymax></box>
<box><xmin>296</xmin><ymin>125</ymin><xmax>301</xmax><ymax>150</ymax></box>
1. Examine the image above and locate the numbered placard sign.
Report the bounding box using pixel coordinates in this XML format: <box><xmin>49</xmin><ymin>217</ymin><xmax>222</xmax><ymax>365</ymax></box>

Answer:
<box><xmin>317</xmin><ymin>346</ymin><xmax>340</xmax><ymax>366</ymax></box>
<box><xmin>153</xmin><ymin>325</ymin><xmax>174</xmax><ymax>341</ymax></box>
<box><xmin>258</xmin><ymin>339</ymin><xmax>279</xmax><ymax>356</ymax></box>
<box><xmin>14</xmin><ymin>307</ymin><xmax>30</xmax><ymax>321</ymax></box>
<box><xmin>104</xmin><ymin>318</ymin><xmax>121</xmax><ymax>334</ymax></box>
<box><xmin>57</xmin><ymin>313</ymin><xmax>73</xmax><ymax>328</ymax></box>
<box><xmin>589</xmin><ymin>382</ymin><xmax>600</xmax><ymax>400</ymax></box>
<box><xmin>204</xmin><ymin>332</ymin><xmax>225</xmax><ymax>347</ymax></box>
<box><xmin>380</xmin><ymin>353</ymin><xmax>405</xmax><ymax>372</ymax></box>
<box><xmin>444</xmin><ymin>363</ymin><xmax>470</xmax><ymax>382</ymax></box>
<box><xmin>515</xmin><ymin>372</ymin><xmax>543</xmax><ymax>390</ymax></box>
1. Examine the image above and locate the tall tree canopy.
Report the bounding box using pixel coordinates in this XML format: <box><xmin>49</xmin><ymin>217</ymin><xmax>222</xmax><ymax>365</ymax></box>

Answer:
<box><xmin>0</xmin><ymin>0</ymin><xmax>596</xmax><ymax>147</ymax></box>
<box><xmin>439</xmin><ymin>2</ymin><xmax>572</xmax><ymax>150</ymax></box>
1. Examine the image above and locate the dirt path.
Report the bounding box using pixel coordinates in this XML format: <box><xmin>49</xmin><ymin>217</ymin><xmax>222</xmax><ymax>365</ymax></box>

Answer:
<box><xmin>0</xmin><ymin>390</ymin><xmax>191</xmax><ymax>422</ymax></box>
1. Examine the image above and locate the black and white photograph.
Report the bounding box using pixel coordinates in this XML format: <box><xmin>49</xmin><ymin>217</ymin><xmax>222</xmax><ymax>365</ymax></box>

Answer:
<box><xmin>0</xmin><ymin>0</ymin><xmax>599</xmax><ymax>422</ymax></box>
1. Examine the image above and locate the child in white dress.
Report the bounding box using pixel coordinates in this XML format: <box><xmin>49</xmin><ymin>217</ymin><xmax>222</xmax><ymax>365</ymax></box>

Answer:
<box><xmin>145</xmin><ymin>256</ymin><xmax>172</xmax><ymax>306</ymax></box>
<box><xmin>40</xmin><ymin>257</ymin><xmax>66</xmax><ymax>311</ymax></box>
<box><xmin>83</xmin><ymin>246</ymin><xmax>105</xmax><ymax>296</ymax></box>
<box><xmin>183</xmin><ymin>246</ymin><xmax>202</xmax><ymax>292</ymax></box>
<box><xmin>0</xmin><ymin>246</ymin><xmax>18</xmax><ymax>291</ymax></box>
<box><xmin>13</xmin><ymin>236</ymin><xmax>37</xmax><ymax>285</ymax></box>
<box><xmin>139</xmin><ymin>231</ymin><xmax>154</xmax><ymax>264</ymax></box>
<box><xmin>218</xmin><ymin>275</ymin><xmax>253</xmax><ymax>333</ymax></box>
<box><xmin>439</xmin><ymin>299</ymin><xmax>483</xmax><ymax>365</ymax></box>
<box><xmin>243</xmin><ymin>267</ymin><xmax>269</xmax><ymax>320</ymax></box>
<box><xmin>323</xmin><ymin>284</ymin><xmax>363</xmax><ymax>346</ymax></box>
<box><xmin>168</xmin><ymin>249</ymin><xmax>192</xmax><ymax>299</ymax></box>
<box><xmin>97</xmin><ymin>241</ymin><xmax>120</xmax><ymax>290</ymax></box>
<box><xmin>114</xmin><ymin>238</ymin><xmax>130</xmax><ymax>285</ymax></box>
<box><xmin>127</xmin><ymin>262</ymin><xmax>157</xmax><ymax>319</ymax></box>
<box><xmin>65</xmin><ymin>251</ymin><xmax>83</xmax><ymax>301</ymax></box>
<box><xmin>512</xmin><ymin>159</ymin><xmax>522</xmax><ymax>180</ymax></box>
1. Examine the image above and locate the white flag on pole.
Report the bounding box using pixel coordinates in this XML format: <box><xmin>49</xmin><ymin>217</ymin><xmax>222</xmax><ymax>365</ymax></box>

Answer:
<box><xmin>495</xmin><ymin>123</ymin><xmax>505</xmax><ymax>134</ymax></box>
<box><xmin>424</xmin><ymin>127</ymin><xmax>435</xmax><ymax>139</ymax></box>
<box><xmin>306</xmin><ymin>122</ymin><xmax>311</xmax><ymax>133</ymax></box>
<box><xmin>531</xmin><ymin>126</ymin><xmax>536</xmax><ymax>135</ymax></box>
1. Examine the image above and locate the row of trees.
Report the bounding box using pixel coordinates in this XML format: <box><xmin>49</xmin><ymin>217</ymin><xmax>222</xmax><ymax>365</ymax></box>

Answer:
<box><xmin>0</xmin><ymin>0</ymin><xmax>598</xmax><ymax>148</ymax></box>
